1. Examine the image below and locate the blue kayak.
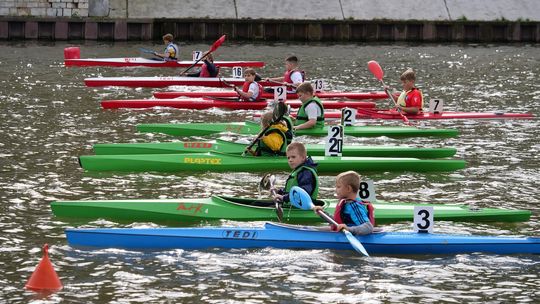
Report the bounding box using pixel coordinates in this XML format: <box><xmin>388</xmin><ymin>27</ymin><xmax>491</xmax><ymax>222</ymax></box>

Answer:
<box><xmin>65</xmin><ymin>223</ymin><xmax>540</xmax><ymax>255</ymax></box>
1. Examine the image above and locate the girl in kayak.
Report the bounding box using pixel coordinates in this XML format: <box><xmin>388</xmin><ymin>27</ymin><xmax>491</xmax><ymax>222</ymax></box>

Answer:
<box><xmin>254</xmin><ymin>111</ymin><xmax>290</xmax><ymax>156</ymax></box>
<box><xmin>273</xmin><ymin>142</ymin><xmax>319</xmax><ymax>207</ymax></box>
<box><xmin>294</xmin><ymin>82</ymin><xmax>325</xmax><ymax>130</ymax></box>
<box><xmin>387</xmin><ymin>68</ymin><xmax>424</xmax><ymax>115</ymax></box>
<box><xmin>153</xmin><ymin>33</ymin><xmax>179</xmax><ymax>61</ymax></box>
<box><xmin>234</xmin><ymin>68</ymin><xmax>263</xmax><ymax>101</ymax></box>
<box><xmin>265</xmin><ymin>55</ymin><xmax>305</xmax><ymax>93</ymax></box>
<box><xmin>183</xmin><ymin>52</ymin><xmax>219</xmax><ymax>77</ymax></box>
<box><xmin>314</xmin><ymin>171</ymin><xmax>374</xmax><ymax>235</ymax></box>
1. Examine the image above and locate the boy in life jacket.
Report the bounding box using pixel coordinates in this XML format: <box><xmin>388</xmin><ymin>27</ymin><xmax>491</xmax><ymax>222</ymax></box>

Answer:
<box><xmin>154</xmin><ymin>33</ymin><xmax>179</xmax><ymax>61</ymax></box>
<box><xmin>254</xmin><ymin>111</ymin><xmax>290</xmax><ymax>156</ymax></box>
<box><xmin>234</xmin><ymin>68</ymin><xmax>263</xmax><ymax>101</ymax></box>
<box><xmin>294</xmin><ymin>82</ymin><xmax>325</xmax><ymax>130</ymax></box>
<box><xmin>265</xmin><ymin>55</ymin><xmax>305</xmax><ymax>93</ymax></box>
<box><xmin>388</xmin><ymin>68</ymin><xmax>424</xmax><ymax>115</ymax></box>
<box><xmin>314</xmin><ymin>171</ymin><xmax>374</xmax><ymax>235</ymax></box>
<box><xmin>184</xmin><ymin>52</ymin><xmax>219</xmax><ymax>77</ymax></box>
<box><xmin>273</xmin><ymin>142</ymin><xmax>319</xmax><ymax>207</ymax></box>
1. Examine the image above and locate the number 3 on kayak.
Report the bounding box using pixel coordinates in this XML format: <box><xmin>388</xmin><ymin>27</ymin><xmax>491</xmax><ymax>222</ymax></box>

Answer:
<box><xmin>325</xmin><ymin>125</ymin><xmax>343</xmax><ymax>157</ymax></box>
<box><xmin>414</xmin><ymin>206</ymin><xmax>434</xmax><ymax>233</ymax></box>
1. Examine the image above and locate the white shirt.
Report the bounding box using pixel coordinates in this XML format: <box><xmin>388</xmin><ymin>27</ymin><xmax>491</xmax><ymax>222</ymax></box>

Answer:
<box><xmin>248</xmin><ymin>82</ymin><xmax>260</xmax><ymax>100</ymax></box>
<box><xmin>288</xmin><ymin>71</ymin><xmax>304</xmax><ymax>93</ymax></box>
<box><xmin>290</xmin><ymin>71</ymin><xmax>303</xmax><ymax>85</ymax></box>
<box><xmin>304</xmin><ymin>102</ymin><xmax>322</xmax><ymax>120</ymax></box>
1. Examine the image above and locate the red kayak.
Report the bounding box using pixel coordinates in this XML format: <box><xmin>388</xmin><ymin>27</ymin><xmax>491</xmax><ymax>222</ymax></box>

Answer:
<box><xmin>299</xmin><ymin>108</ymin><xmax>534</xmax><ymax>120</ymax></box>
<box><xmin>84</xmin><ymin>77</ymin><xmax>275</xmax><ymax>88</ymax></box>
<box><xmin>101</xmin><ymin>98</ymin><xmax>377</xmax><ymax>110</ymax></box>
<box><xmin>64</xmin><ymin>46</ymin><xmax>265</xmax><ymax>68</ymax></box>
<box><xmin>65</xmin><ymin>58</ymin><xmax>265</xmax><ymax>68</ymax></box>
<box><xmin>153</xmin><ymin>91</ymin><xmax>389</xmax><ymax>100</ymax></box>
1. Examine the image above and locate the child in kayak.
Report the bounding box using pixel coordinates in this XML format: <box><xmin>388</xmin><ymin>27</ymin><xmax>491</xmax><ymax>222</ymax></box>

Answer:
<box><xmin>183</xmin><ymin>52</ymin><xmax>219</xmax><ymax>77</ymax></box>
<box><xmin>313</xmin><ymin>171</ymin><xmax>374</xmax><ymax>235</ymax></box>
<box><xmin>294</xmin><ymin>82</ymin><xmax>325</xmax><ymax>130</ymax></box>
<box><xmin>387</xmin><ymin>68</ymin><xmax>424</xmax><ymax>115</ymax></box>
<box><xmin>154</xmin><ymin>33</ymin><xmax>179</xmax><ymax>61</ymax></box>
<box><xmin>265</xmin><ymin>55</ymin><xmax>305</xmax><ymax>93</ymax></box>
<box><xmin>253</xmin><ymin>111</ymin><xmax>290</xmax><ymax>156</ymax></box>
<box><xmin>234</xmin><ymin>68</ymin><xmax>263</xmax><ymax>101</ymax></box>
<box><xmin>273</xmin><ymin>142</ymin><xmax>319</xmax><ymax>207</ymax></box>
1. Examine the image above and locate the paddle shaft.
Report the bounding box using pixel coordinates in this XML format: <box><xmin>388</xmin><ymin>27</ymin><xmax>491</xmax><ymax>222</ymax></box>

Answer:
<box><xmin>266</xmin><ymin>79</ymin><xmax>297</xmax><ymax>88</ymax></box>
<box><xmin>315</xmin><ymin>208</ymin><xmax>370</xmax><ymax>256</ymax></box>
<box><xmin>243</xmin><ymin>124</ymin><xmax>273</xmax><ymax>154</ymax></box>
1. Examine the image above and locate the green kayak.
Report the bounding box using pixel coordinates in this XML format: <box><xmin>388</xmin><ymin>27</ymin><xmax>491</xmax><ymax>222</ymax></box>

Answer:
<box><xmin>78</xmin><ymin>152</ymin><xmax>466</xmax><ymax>173</ymax></box>
<box><xmin>93</xmin><ymin>139</ymin><xmax>458</xmax><ymax>158</ymax></box>
<box><xmin>137</xmin><ymin>121</ymin><xmax>459</xmax><ymax>138</ymax></box>
<box><xmin>50</xmin><ymin>195</ymin><xmax>531</xmax><ymax>225</ymax></box>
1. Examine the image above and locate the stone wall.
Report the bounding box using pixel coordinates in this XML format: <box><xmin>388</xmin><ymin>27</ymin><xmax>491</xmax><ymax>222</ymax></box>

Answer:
<box><xmin>0</xmin><ymin>0</ymin><xmax>89</xmax><ymax>17</ymax></box>
<box><xmin>0</xmin><ymin>0</ymin><xmax>538</xmax><ymax>41</ymax></box>
<box><xmin>1</xmin><ymin>0</ymin><xmax>539</xmax><ymax>21</ymax></box>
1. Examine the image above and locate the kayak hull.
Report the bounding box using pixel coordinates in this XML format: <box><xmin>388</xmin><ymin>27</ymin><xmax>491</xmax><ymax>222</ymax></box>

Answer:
<box><xmin>100</xmin><ymin>98</ymin><xmax>376</xmax><ymax>110</ymax></box>
<box><xmin>65</xmin><ymin>223</ymin><xmax>540</xmax><ymax>255</ymax></box>
<box><xmin>92</xmin><ymin>139</ymin><xmax>458</xmax><ymax>158</ymax></box>
<box><xmin>51</xmin><ymin>195</ymin><xmax>532</xmax><ymax>224</ymax></box>
<box><xmin>78</xmin><ymin>152</ymin><xmax>466</xmax><ymax>173</ymax></box>
<box><xmin>85</xmin><ymin>77</ymin><xmax>276</xmax><ymax>88</ymax></box>
<box><xmin>65</xmin><ymin>58</ymin><xmax>265</xmax><ymax>68</ymax></box>
<box><xmin>321</xmin><ymin>108</ymin><xmax>535</xmax><ymax>120</ymax></box>
<box><xmin>136</xmin><ymin>121</ymin><xmax>460</xmax><ymax>138</ymax></box>
<box><xmin>153</xmin><ymin>91</ymin><xmax>389</xmax><ymax>100</ymax></box>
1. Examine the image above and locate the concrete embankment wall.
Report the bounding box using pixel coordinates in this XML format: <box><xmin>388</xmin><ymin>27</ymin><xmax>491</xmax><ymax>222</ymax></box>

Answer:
<box><xmin>0</xmin><ymin>0</ymin><xmax>539</xmax><ymax>42</ymax></box>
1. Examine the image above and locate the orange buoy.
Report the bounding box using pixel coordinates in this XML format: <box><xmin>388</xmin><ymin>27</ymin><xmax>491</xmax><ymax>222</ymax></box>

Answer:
<box><xmin>25</xmin><ymin>244</ymin><xmax>63</xmax><ymax>292</ymax></box>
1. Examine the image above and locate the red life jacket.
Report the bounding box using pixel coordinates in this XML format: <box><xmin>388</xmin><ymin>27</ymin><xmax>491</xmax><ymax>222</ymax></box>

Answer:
<box><xmin>199</xmin><ymin>62</ymin><xmax>219</xmax><ymax>77</ymax></box>
<box><xmin>283</xmin><ymin>69</ymin><xmax>305</xmax><ymax>84</ymax></box>
<box><xmin>332</xmin><ymin>199</ymin><xmax>375</xmax><ymax>231</ymax></box>
<box><xmin>241</xmin><ymin>81</ymin><xmax>263</xmax><ymax>101</ymax></box>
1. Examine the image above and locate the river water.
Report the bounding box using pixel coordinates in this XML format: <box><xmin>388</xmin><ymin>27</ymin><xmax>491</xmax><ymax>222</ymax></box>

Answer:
<box><xmin>0</xmin><ymin>41</ymin><xmax>538</xmax><ymax>303</ymax></box>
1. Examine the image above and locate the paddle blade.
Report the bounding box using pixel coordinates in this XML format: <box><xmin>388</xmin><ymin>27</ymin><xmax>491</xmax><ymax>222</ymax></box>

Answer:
<box><xmin>258</xmin><ymin>174</ymin><xmax>276</xmax><ymax>191</ymax></box>
<box><xmin>272</xmin><ymin>102</ymin><xmax>287</xmax><ymax>122</ymax></box>
<box><xmin>289</xmin><ymin>186</ymin><xmax>314</xmax><ymax>210</ymax></box>
<box><xmin>343</xmin><ymin>230</ymin><xmax>370</xmax><ymax>257</ymax></box>
<box><xmin>209</xmin><ymin>35</ymin><xmax>227</xmax><ymax>52</ymax></box>
<box><xmin>368</xmin><ymin>60</ymin><xmax>384</xmax><ymax>81</ymax></box>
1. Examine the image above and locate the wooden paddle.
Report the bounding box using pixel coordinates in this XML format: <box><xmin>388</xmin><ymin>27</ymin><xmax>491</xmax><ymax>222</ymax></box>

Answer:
<box><xmin>258</xmin><ymin>173</ymin><xmax>284</xmax><ymax>222</ymax></box>
<box><xmin>242</xmin><ymin>101</ymin><xmax>287</xmax><ymax>156</ymax></box>
<box><xmin>289</xmin><ymin>186</ymin><xmax>369</xmax><ymax>256</ymax></box>
<box><xmin>180</xmin><ymin>35</ymin><xmax>226</xmax><ymax>75</ymax></box>
<box><xmin>367</xmin><ymin>60</ymin><xmax>412</xmax><ymax>126</ymax></box>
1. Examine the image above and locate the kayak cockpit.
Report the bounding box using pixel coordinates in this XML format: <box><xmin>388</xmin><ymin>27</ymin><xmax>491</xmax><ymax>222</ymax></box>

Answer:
<box><xmin>215</xmin><ymin>195</ymin><xmax>327</xmax><ymax>209</ymax></box>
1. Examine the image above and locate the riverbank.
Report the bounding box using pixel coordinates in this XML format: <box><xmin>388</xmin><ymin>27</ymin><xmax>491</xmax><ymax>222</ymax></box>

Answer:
<box><xmin>0</xmin><ymin>0</ymin><xmax>539</xmax><ymax>42</ymax></box>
